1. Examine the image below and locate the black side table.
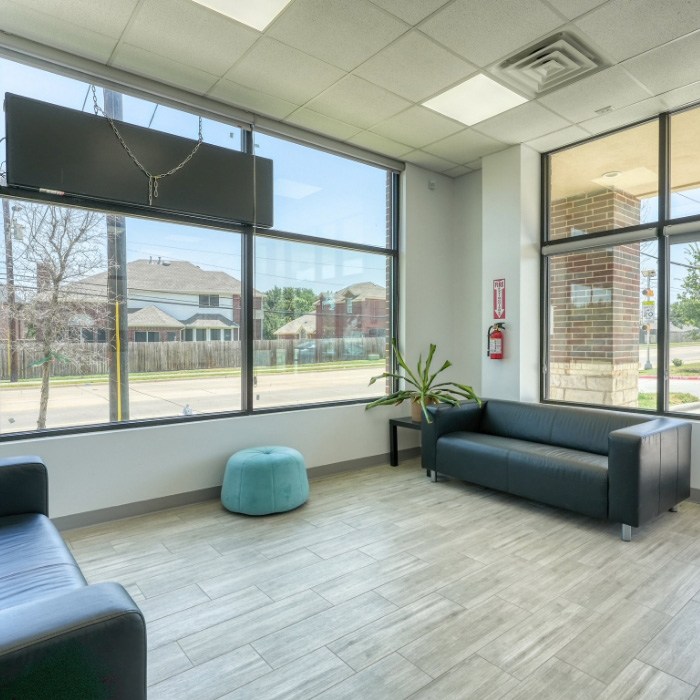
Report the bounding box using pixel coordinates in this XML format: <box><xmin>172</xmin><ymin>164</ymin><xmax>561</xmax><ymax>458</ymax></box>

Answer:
<box><xmin>389</xmin><ymin>416</ymin><xmax>421</xmax><ymax>466</ymax></box>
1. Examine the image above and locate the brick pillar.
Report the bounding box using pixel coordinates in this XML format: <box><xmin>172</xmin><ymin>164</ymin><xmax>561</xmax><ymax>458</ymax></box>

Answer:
<box><xmin>548</xmin><ymin>189</ymin><xmax>641</xmax><ymax>406</ymax></box>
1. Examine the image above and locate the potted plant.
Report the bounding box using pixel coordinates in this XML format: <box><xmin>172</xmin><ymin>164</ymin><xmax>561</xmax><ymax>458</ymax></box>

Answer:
<box><xmin>366</xmin><ymin>339</ymin><xmax>480</xmax><ymax>422</ymax></box>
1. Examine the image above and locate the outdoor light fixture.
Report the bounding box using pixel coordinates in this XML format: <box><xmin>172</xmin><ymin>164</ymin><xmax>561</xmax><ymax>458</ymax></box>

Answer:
<box><xmin>190</xmin><ymin>0</ymin><xmax>293</xmax><ymax>31</ymax></box>
<box><xmin>422</xmin><ymin>74</ymin><xmax>528</xmax><ymax>126</ymax></box>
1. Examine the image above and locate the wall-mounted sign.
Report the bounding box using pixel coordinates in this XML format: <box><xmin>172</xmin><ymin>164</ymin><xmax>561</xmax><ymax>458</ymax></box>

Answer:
<box><xmin>493</xmin><ymin>278</ymin><xmax>506</xmax><ymax>319</ymax></box>
<box><xmin>4</xmin><ymin>93</ymin><xmax>273</xmax><ymax>227</ymax></box>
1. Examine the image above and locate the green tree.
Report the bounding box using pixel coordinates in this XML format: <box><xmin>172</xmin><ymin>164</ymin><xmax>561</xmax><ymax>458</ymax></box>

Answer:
<box><xmin>262</xmin><ymin>286</ymin><xmax>317</xmax><ymax>339</ymax></box>
<box><xmin>670</xmin><ymin>243</ymin><xmax>700</xmax><ymax>338</ymax></box>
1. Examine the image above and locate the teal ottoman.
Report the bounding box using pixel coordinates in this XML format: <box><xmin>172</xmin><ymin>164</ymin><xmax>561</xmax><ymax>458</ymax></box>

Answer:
<box><xmin>222</xmin><ymin>446</ymin><xmax>309</xmax><ymax>515</ymax></box>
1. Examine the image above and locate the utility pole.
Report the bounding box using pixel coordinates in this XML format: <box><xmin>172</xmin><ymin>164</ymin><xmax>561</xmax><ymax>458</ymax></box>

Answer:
<box><xmin>104</xmin><ymin>89</ymin><xmax>130</xmax><ymax>421</ymax></box>
<box><xmin>1</xmin><ymin>197</ymin><xmax>19</xmax><ymax>382</ymax></box>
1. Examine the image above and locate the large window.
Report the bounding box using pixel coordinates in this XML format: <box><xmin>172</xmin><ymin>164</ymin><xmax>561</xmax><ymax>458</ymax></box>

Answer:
<box><xmin>544</xmin><ymin>104</ymin><xmax>700</xmax><ymax>416</ymax></box>
<box><xmin>0</xmin><ymin>56</ymin><xmax>396</xmax><ymax>436</ymax></box>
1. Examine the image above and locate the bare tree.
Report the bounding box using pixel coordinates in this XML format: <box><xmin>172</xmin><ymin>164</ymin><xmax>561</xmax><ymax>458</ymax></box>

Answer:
<box><xmin>14</xmin><ymin>203</ymin><xmax>105</xmax><ymax>429</ymax></box>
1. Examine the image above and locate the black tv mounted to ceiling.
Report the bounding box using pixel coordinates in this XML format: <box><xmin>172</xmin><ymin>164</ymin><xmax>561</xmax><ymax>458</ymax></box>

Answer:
<box><xmin>4</xmin><ymin>92</ymin><xmax>273</xmax><ymax>227</ymax></box>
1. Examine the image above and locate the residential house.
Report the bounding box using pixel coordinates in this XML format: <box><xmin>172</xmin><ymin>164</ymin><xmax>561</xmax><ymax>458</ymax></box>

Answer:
<box><xmin>68</xmin><ymin>258</ymin><xmax>264</xmax><ymax>341</ymax></box>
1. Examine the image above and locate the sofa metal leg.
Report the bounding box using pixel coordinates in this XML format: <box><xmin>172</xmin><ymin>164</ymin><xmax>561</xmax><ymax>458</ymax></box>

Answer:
<box><xmin>669</xmin><ymin>505</ymin><xmax>679</xmax><ymax>512</ymax></box>
<box><xmin>621</xmin><ymin>524</ymin><xmax>632</xmax><ymax>541</ymax></box>
<box><xmin>430</xmin><ymin>469</ymin><xmax>437</xmax><ymax>483</ymax></box>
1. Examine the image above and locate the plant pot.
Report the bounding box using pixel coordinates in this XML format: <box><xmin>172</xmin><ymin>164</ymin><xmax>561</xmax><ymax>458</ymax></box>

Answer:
<box><xmin>411</xmin><ymin>399</ymin><xmax>437</xmax><ymax>422</ymax></box>
<box><xmin>410</xmin><ymin>400</ymin><xmax>423</xmax><ymax>422</ymax></box>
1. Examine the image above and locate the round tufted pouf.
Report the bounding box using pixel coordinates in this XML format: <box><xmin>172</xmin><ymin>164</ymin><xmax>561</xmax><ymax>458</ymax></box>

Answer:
<box><xmin>221</xmin><ymin>446</ymin><xmax>309</xmax><ymax>516</ymax></box>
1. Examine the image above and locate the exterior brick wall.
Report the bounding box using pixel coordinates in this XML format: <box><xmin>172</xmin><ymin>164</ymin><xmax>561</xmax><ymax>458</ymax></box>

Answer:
<box><xmin>548</xmin><ymin>188</ymin><xmax>641</xmax><ymax>406</ymax></box>
<box><xmin>549</xmin><ymin>188</ymin><xmax>641</xmax><ymax>240</ymax></box>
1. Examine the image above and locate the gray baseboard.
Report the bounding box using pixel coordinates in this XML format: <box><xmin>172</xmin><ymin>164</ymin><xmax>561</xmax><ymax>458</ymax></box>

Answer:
<box><xmin>53</xmin><ymin>486</ymin><xmax>222</xmax><ymax>531</ymax></box>
<box><xmin>54</xmin><ymin>449</ymin><xmax>421</xmax><ymax>531</ymax></box>
<box><xmin>52</xmin><ymin>459</ymin><xmax>697</xmax><ymax>531</ymax></box>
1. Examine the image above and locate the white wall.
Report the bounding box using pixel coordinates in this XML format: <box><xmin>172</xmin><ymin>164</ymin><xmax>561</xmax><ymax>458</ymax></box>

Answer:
<box><xmin>0</xmin><ymin>163</ymin><xmax>462</xmax><ymax>520</ymax></box>
<box><xmin>0</xmin><ymin>403</ymin><xmax>408</xmax><ymax>519</ymax></box>
<box><xmin>481</xmin><ymin>145</ymin><xmax>540</xmax><ymax>401</ymax></box>
<box><xmin>401</xmin><ymin>164</ymin><xmax>458</xmax><ymax>367</ymax></box>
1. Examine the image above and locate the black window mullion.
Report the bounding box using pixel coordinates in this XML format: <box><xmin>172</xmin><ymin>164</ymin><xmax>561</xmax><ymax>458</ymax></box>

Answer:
<box><xmin>657</xmin><ymin>113</ymin><xmax>670</xmax><ymax>412</ymax></box>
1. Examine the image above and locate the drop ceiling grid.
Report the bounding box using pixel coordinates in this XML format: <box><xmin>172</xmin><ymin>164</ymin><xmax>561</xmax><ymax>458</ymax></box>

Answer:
<box><xmin>3</xmin><ymin>0</ymin><xmax>700</xmax><ymax>173</ymax></box>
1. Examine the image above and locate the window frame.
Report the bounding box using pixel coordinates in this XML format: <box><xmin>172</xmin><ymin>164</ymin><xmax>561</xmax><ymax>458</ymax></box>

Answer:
<box><xmin>540</xmin><ymin>107</ymin><xmax>700</xmax><ymax>417</ymax></box>
<box><xmin>0</xmin><ymin>55</ymin><xmax>399</xmax><ymax>441</ymax></box>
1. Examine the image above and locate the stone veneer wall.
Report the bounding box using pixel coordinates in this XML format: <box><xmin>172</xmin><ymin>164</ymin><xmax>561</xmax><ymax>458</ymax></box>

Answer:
<box><xmin>548</xmin><ymin>188</ymin><xmax>641</xmax><ymax>406</ymax></box>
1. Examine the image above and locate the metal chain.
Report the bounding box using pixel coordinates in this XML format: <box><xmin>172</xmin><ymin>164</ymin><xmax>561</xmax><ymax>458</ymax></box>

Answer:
<box><xmin>91</xmin><ymin>85</ymin><xmax>203</xmax><ymax>205</ymax></box>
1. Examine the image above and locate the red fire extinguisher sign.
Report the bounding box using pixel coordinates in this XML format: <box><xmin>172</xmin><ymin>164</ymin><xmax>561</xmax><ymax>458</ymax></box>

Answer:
<box><xmin>493</xmin><ymin>279</ymin><xmax>506</xmax><ymax>319</ymax></box>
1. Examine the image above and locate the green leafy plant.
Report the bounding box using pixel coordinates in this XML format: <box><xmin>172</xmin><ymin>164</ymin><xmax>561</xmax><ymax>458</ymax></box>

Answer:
<box><xmin>672</xmin><ymin>358</ymin><xmax>684</xmax><ymax>367</ymax></box>
<box><xmin>365</xmin><ymin>339</ymin><xmax>480</xmax><ymax>422</ymax></box>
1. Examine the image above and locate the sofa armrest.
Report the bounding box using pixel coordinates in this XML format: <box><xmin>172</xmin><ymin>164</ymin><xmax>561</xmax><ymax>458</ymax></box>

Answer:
<box><xmin>0</xmin><ymin>455</ymin><xmax>48</xmax><ymax>517</ymax></box>
<box><xmin>608</xmin><ymin>418</ymin><xmax>691</xmax><ymax>527</ymax></box>
<box><xmin>0</xmin><ymin>582</ymin><xmax>146</xmax><ymax>699</ymax></box>
<box><xmin>421</xmin><ymin>401</ymin><xmax>484</xmax><ymax>472</ymax></box>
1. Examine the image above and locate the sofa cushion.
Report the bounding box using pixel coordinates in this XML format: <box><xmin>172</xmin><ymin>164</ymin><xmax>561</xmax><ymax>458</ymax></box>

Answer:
<box><xmin>479</xmin><ymin>400</ymin><xmax>555</xmax><ymax>445</ymax></box>
<box><xmin>0</xmin><ymin>514</ymin><xmax>85</xmax><ymax>607</ymax></box>
<box><xmin>505</xmin><ymin>440</ymin><xmax>609</xmax><ymax>519</ymax></box>
<box><xmin>480</xmin><ymin>399</ymin><xmax>649</xmax><ymax>455</ymax></box>
<box><xmin>437</xmin><ymin>432</ymin><xmax>510</xmax><ymax>492</ymax></box>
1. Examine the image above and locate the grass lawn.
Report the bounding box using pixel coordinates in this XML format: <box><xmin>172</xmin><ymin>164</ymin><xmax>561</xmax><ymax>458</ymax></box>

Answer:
<box><xmin>638</xmin><ymin>392</ymin><xmax>699</xmax><ymax>409</ymax></box>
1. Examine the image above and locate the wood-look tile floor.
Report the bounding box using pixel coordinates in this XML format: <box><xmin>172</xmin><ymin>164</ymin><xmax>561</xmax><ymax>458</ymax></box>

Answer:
<box><xmin>65</xmin><ymin>458</ymin><xmax>700</xmax><ymax>699</ymax></box>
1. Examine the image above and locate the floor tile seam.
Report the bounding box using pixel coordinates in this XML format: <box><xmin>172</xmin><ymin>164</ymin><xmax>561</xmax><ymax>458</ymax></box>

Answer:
<box><xmin>152</xmin><ymin>640</ymin><xmax>273</xmax><ymax>695</ymax></box>
<box><xmin>146</xmin><ymin>589</ymin><xmax>278</xmax><ymax>649</ymax></box>
<box><xmin>140</xmin><ymin>583</ymin><xmax>216</xmax><ymax>622</ymax></box>
<box><xmin>634</xmin><ymin>656</ymin><xmax>700</xmax><ymax>688</ymax></box>
<box><xmin>551</xmin><ymin>651</ymin><xmax>628</xmax><ymax>688</ymax></box>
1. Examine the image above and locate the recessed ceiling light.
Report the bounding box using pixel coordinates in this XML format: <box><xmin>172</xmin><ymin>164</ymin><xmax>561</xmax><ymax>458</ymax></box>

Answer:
<box><xmin>422</xmin><ymin>74</ymin><xmax>528</xmax><ymax>126</ymax></box>
<box><xmin>191</xmin><ymin>0</ymin><xmax>293</xmax><ymax>31</ymax></box>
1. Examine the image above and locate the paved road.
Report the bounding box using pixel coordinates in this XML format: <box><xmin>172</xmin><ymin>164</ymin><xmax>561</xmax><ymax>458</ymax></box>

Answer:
<box><xmin>0</xmin><ymin>367</ymin><xmax>381</xmax><ymax>434</ymax></box>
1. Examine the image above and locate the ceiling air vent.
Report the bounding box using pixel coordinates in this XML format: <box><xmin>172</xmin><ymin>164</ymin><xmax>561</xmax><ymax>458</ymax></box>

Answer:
<box><xmin>492</xmin><ymin>32</ymin><xmax>606</xmax><ymax>98</ymax></box>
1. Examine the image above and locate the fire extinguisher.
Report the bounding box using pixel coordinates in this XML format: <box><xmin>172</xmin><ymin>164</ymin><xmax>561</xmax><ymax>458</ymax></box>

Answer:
<box><xmin>487</xmin><ymin>323</ymin><xmax>505</xmax><ymax>360</ymax></box>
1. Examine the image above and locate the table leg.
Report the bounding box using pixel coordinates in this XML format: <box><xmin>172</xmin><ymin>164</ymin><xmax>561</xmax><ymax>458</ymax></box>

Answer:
<box><xmin>390</xmin><ymin>423</ymin><xmax>398</xmax><ymax>466</ymax></box>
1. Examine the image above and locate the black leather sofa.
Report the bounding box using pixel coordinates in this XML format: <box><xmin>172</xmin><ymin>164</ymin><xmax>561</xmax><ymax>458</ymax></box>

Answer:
<box><xmin>422</xmin><ymin>399</ymin><xmax>692</xmax><ymax>540</ymax></box>
<box><xmin>0</xmin><ymin>455</ymin><xmax>146</xmax><ymax>699</ymax></box>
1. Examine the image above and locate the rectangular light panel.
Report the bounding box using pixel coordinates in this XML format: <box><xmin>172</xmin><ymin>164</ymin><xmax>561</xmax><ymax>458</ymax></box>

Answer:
<box><xmin>191</xmin><ymin>0</ymin><xmax>293</xmax><ymax>31</ymax></box>
<box><xmin>423</xmin><ymin>74</ymin><xmax>528</xmax><ymax>126</ymax></box>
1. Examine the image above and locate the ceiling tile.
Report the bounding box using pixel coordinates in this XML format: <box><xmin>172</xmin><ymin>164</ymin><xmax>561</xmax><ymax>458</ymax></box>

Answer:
<box><xmin>208</xmin><ymin>79</ymin><xmax>300</xmax><ymax>119</ymax></box>
<box><xmin>574</xmin><ymin>0</ymin><xmax>700</xmax><ymax>62</ymax></box>
<box><xmin>5</xmin><ymin>0</ymin><xmax>139</xmax><ymax>38</ymax></box>
<box><xmin>525</xmin><ymin>124</ymin><xmax>590</xmax><ymax>152</ymax></box>
<box><xmin>404</xmin><ymin>149</ymin><xmax>459</xmax><ymax>173</ymax></box>
<box><xmin>420</xmin><ymin>0</ymin><xmax>564</xmax><ymax>67</ymax></box>
<box><xmin>1</xmin><ymin>1</ymin><xmax>119</xmax><ymax>62</ymax></box>
<box><xmin>539</xmin><ymin>66</ymin><xmax>652</xmax><ymax>122</ymax></box>
<box><xmin>306</xmin><ymin>75</ymin><xmax>410</xmax><ymax>129</ymax></box>
<box><xmin>111</xmin><ymin>43</ymin><xmax>219</xmax><ymax>94</ymax></box>
<box><xmin>659</xmin><ymin>81</ymin><xmax>700</xmax><ymax>111</ymax></box>
<box><xmin>473</xmin><ymin>101</ymin><xmax>571</xmax><ymax>143</ymax></box>
<box><xmin>354</xmin><ymin>30</ymin><xmax>476</xmax><ymax>103</ymax></box>
<box><xmin>466</xmin><ymin>160</ymin><xmax>483</xmax><ymax>170</ymax></box>
<box><xmin>623</xmin><ymin>31</ymin><xmax>700</xmax><ymax>95</ymax></box>
<box><xmin>123</xmin><ymin>0</ymin><xmax>259</xmax><ymax>76</ymax></box>
<box><xmin>285</xmin><ymin>108</ymin><xmax>362</xmax><ymax>141</ymax></box>
<box><xmin>225</xmin><ymin>38</ymin><xmax>345</xmax><ymax>104</ymax></box>
<box><xmin>423</xmin><ymin>129</ymin><xmax>508</xmax><ymax>163</ymax></box>
<box><xmin>368</xmin><ymin>0</ymin><xmax>453</xmax><ymax>26</ymax></box>
<box><xmin>372</xmin><ymin>106</ymin><xmax>465</xmax><ymax>148</ymax></box>
<box><xmin>578</xmin><ymin>96</ymin><xmax>665</xmax><ymax>135</ymax></box>
<box><xmin>347</xmin><ymin>131</ymin><xmax>413</xmax><ymax>158</ymax></box>
<box><xmin>543</xmin><ymin>0</ymin><xmax>608</xmax><ymax>20</ymax></box>
<box><xmin>267</xmin><ymin>0</ymin><xmax>409</xmax><ymax>71</ymax></box>
<box><xmin>444</xmin><ymin>164</ymin><xmax>474</xmax><ymax>178</ymax></box>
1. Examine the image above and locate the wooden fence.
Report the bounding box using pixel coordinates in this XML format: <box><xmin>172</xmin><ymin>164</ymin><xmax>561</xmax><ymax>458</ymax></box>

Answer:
<box><xmin>0</xmin><ymin>337</ymin><xmax>388</xmax><ymax>380</ymax></box>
